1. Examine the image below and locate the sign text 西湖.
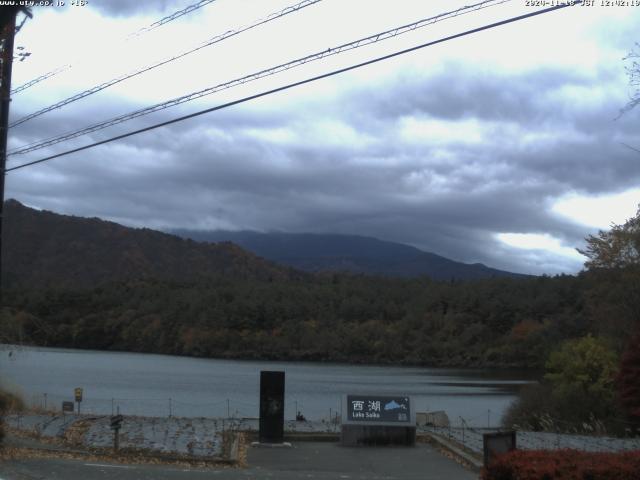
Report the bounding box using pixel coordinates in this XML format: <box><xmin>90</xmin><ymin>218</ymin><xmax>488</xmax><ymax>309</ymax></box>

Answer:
<box><xmin>346</xmin><ymin>395</ymin><xmax>411</xmax><ymax>423</ymax></box>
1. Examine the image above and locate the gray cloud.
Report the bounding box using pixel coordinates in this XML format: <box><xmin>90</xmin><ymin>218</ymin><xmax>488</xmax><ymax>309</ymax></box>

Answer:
<box><xmin>88</xmin><ymin>0</ymin><xmax>180</xmax><ymax>18</ymax></box>
<box><xmin>6</xmin><ymin>53</ymin><xmax>639</xmax><ymax>276</ymax></box>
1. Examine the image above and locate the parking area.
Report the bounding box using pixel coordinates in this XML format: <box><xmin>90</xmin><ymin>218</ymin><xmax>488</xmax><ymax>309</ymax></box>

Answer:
<box><xmin>0</xmin><ymin>438</ymin><xmax>478</xmax><ymax>480</ymax></box>
<box><xmin>246</xmin><ymin>441</ymin><xmax>478</xmax><ymax>480</ymax></box>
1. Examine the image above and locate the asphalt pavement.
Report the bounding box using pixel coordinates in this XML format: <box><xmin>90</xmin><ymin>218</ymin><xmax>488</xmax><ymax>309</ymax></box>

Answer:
<box><xmin>0</xmin><ymin>441</ymin><xmax>478</xmax><ymax>480</ymax></box>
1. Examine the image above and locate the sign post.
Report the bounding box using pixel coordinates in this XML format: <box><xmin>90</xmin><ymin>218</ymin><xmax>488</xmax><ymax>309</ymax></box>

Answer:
<box><xmin>341</xmin><ymin>394</ymin><xmax>416</xmax><ymax>446</ymax></box>
<box><xmin>62</xmin><ymin>401</ymin><xmax>74</xmax><ymax>416</ymax></box>
<box><xmin>110</xmin><ymin>414</ymin><xmax>123</xmax><ymax>452</ymax></box>
<box><xmin>74</xmin><ymin>387</ymin><xmax>83</xmax><ymax>415</ymax></box>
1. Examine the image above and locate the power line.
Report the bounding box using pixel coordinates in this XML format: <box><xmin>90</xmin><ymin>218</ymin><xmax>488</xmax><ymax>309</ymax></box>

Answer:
<box><xmin>126</xmin><ymin>0</ymin><xmax>218</xmax><ymax>39</ymax></box>
<box><xmin>11</xmin><ymin>64</ymin><xmax>70</xmax><ymax>95</ymax></box>
<box><xmin>9</xmin><ymin>0</ymin><xmax>322</xmax><ymax>129</ymax></box>
<box><xmin>8</xmin><ymin>0</ymin><xmax>512</xmax><ymax>156</ymax></box>
<box><xmin>5</xmin><ymin>1</ymin><xmax>582</xmax><ymax>173</ymax></box>
<box><xmin>11</xmin><ymin>0</ymin><xmax>219</xmax><ymax>96</ymax></box>
<box><xmin>621</xmin><ymin>142</ymin><xmax>640</xmax><ymax>154</ymax></box>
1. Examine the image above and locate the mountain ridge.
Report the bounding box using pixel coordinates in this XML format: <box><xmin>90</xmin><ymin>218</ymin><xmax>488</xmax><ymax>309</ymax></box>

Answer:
<box><xmin>171</xmin><ymin>229</ymin><xmax>527</xmax><ymax>280</ymax></box>
<box><xmin>2</xmin><ymin>199</ymin><xmax>525</xmax><ymax>287</ymax></box>
<box><xmin>2</xmin><ymin>199</ymin><xmax>299</xmax><ymax>288</ymax></box>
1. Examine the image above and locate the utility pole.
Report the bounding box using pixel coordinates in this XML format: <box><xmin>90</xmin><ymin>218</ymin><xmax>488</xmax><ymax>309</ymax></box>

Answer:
<box><xmin>0</xmin><ymin>8</ymin><xmax>18</xmax><ymax>306</ymax></box>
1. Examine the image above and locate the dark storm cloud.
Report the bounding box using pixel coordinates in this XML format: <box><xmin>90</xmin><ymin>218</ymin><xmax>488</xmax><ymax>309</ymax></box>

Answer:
<box><xmin>345</xmin><ymin>62</ymin><xmax>640</xmax><ymax>194</ymax></box>
<box><xmin>348</xmin><ymin>65</ymin><xmax>622</xmax><ymax>125</ymax></box>
<box><xmin>7</xmin><ymin>58</ymin><xmax>639</xmax><ymax>275</ymax></box>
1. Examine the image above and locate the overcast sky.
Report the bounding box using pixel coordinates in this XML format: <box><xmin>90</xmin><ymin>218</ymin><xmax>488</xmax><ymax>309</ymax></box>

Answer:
<box><xmin>5</xmin><ymin>0</ymin><xmax>640</xmax><ymax>275</ymax></box>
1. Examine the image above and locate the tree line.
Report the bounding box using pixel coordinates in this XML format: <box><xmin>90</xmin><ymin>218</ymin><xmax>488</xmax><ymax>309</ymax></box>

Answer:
<box><xmin>0</xmin><ymin>268</ymin><xmax>617</xmax><ymax>368</ymax></box>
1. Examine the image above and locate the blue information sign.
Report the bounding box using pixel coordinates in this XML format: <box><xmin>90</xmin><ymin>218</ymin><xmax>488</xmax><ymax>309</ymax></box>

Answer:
<box><xmin>346</xmin><ymin>395</ymin><xmax>411</xmax><ymax>423</ymax></box>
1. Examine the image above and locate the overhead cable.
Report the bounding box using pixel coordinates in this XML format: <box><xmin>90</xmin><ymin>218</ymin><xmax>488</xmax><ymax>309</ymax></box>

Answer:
<box><xmin>126</xmin><ymin>0</ymin><xmax>218</xmax><ymax>39</ymax></box>
<box><xmin>5</xmin><ymin>1</ymin><xmax>582</xmax><ymax>173</ymax></box>
<box><xmin>8</xmin><ymin>0</ymin><xmax>512</xmax><ymax>156</ymax></box>
<box><xmin>10</xmin><ymin>0</ymin><xmax>322</xmax><ymax>128</ymax></box>
<box><xmin>11</xmin><ymin>0</ymin><xmax>219</xmax><ymax>96</ymax></box>
<box><xmin>11</xmin><ymin>65</ymin><xmax>70</xmax><ymax>94</ymax></box>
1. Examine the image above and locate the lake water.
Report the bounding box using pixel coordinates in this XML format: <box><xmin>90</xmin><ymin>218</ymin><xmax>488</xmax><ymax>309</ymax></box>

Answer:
<box><xmin>0</xmin><ymin>345</ymin><xmax>536</xmax><ymax>427</ymax></box>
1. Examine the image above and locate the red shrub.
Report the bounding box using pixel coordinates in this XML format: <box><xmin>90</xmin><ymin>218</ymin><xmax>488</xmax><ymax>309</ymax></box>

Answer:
<box><xmin>617</xmin><ymin>334</ymin><xmax>640</xmax><ymax>422</ymax></box>
<box><xmin>481</xmin><ymin>449</ymin><xmax>640</xmax><ymax>480</ymax></box>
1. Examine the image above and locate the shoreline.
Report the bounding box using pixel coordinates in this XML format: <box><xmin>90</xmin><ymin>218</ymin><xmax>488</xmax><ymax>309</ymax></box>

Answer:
<box><xmin>0</xmin><ymin>343</ymin><xmax>544</xmax><ymax>372</ymax></box>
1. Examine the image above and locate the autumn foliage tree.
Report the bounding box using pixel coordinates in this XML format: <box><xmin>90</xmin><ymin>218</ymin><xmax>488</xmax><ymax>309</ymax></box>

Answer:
<box><xmin>505</xmin><ymin>202</ymin><xmax>640</xmax><ymax>431</ymax></box>
<box><xmin>578</xmin><ymin>205</ymin><xmax>640</xmax><ymax>270</ymax></box>
<box><xmin>578</xmin><ymin>206</ymin><xmax>640</xmax><ymax>347</ymax></box>
<box><xmin>544</xmin><ymin>335</ymin><xmax>619</xmax><ymax>423</ymax></box>
<box><xmin>620</xmin><ymin>42</ymin><xmax>639</xmax><ymax>116</ymax></box>
<box><xmin>0</xmin><ymin>391</ymin><xmax>5</xmax><ymax>445</ymax></box>
<box><xmin>573</xmin><ymin>207</ymin><xmax>640</xmax><ymax>432</ymax></box>
<box><xmin>617</xmin><ymin>333</ymin><xmax>640</xmax><ymax>427</ymax></box>
<box><xmin>503</xmin><ymin>336</ymin><xmax>620</xmax><ymax>431</ymax></box>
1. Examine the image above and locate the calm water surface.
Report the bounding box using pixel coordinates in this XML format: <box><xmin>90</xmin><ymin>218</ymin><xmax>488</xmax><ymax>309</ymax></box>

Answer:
<box><xmin>0</xmin><ymin>346</ymin><xmax>536</xmax><ymax>427</ymax></box>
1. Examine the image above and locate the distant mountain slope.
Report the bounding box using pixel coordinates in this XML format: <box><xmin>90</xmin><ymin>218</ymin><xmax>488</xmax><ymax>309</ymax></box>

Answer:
<box><xmin>2</xmin><ymin>200</ymin><xmax>296</xmax><ymax>288</ymax></box>
<box><xmin>171</xmin><ymin>230</ymin><xmax>526</xmax><ymax>280</ymax></box>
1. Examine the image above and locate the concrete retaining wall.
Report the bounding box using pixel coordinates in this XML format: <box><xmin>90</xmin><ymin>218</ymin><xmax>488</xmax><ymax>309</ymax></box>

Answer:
<box><xmin>341</xmin><ymin>425</ymin><xmax>416</xmax><ymax>446</ymax></box>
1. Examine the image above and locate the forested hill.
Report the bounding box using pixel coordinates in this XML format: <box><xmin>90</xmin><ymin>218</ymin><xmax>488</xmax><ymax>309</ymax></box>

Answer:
<box><xmin>3</xmin><ymin>199</ymin><xmax>637</xmax><ymax>369</ymax></box>
<box><xmin>3</xmin><ymin>272</ymin><xmax>592</xmax><ymax>368</ymax></box>
<box><xmin>2</xmin><ymin>199</ymin><xmax>298</xmax><ymax>288</ymax></box>
<box><xmin>172</xmin><ymin>230</ymin><xmax>526</xmax><ymax>281</ymax></box>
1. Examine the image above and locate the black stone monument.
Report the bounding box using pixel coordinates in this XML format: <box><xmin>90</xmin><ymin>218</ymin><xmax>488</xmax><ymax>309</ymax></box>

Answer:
<box><xmin>259</xmin><ymin>370</ymin><xmax>285</xmax><ymax>444</ymax></box>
